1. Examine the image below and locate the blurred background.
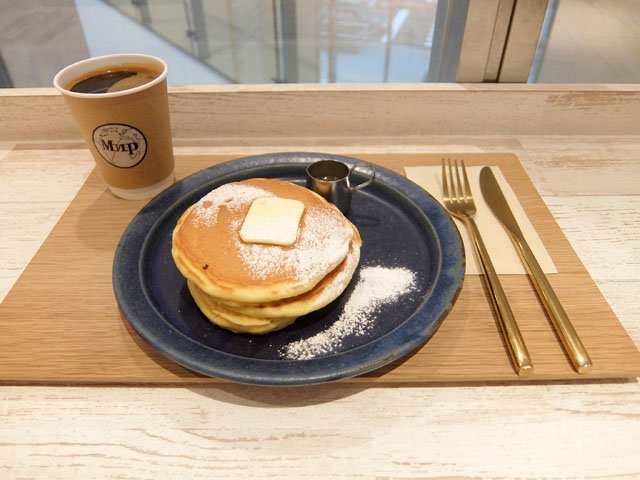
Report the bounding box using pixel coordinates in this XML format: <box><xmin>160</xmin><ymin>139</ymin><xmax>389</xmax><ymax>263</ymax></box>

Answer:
<box><xmin>1</xmin><ymin>0</ymin><xmax>639</xmax><ymax>87</ymax></box>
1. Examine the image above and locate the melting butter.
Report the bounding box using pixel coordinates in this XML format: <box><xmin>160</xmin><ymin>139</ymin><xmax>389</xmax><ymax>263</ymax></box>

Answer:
<box><xmin>239</xmin><ymin>197</ymin><xmax>305</xmax><ymax>246</ymax></box>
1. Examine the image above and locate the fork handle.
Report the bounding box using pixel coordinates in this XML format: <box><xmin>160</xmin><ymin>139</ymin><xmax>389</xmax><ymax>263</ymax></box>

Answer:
<box><xmin>464</xmin><ymin>217</ymin><xmax>533</xmax><ymax>376</ymax></box>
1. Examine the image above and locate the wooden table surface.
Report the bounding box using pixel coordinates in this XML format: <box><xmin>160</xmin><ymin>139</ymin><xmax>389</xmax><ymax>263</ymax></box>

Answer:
<box><xmin>1</xmin><ymin>85</ymin><xmax>639</xmax><ymax>479</ymax></box>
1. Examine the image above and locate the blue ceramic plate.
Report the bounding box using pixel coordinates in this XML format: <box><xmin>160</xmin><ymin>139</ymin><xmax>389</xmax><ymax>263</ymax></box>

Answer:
<box><xmin>113</xmin><ymin>153</ymin><xmax>465</xmax><ymax>385</ymax></box>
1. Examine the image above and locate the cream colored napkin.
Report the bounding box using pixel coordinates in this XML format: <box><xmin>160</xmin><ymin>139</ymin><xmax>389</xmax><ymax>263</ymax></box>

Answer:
<box><xmin>404</xmin><ymin>165</ymin><xmax>556</xmax><ymax>275</ymax></box>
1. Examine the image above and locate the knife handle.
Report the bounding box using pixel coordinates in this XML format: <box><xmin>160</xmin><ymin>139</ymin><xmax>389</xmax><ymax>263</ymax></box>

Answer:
<box><xmin>465</xmin><ymin>217</ymin><xmax>533</xmax><ymax>376</ymax></box>
<box><xmin>511</xmin><ymin>237</ymin><xmax>592</xmax><ymax>373</ymax></box>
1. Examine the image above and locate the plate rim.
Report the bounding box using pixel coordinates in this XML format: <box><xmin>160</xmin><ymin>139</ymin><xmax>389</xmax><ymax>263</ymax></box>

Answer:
<box><xmin>113</xmin><ymin>152</ymin><xmax>465</xmax><ymax>385</ymax></box>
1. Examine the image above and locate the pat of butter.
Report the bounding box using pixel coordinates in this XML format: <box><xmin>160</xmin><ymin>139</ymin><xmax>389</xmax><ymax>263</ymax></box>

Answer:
<box><xmin>239</xmin><ymin>197</ymin><xmax>305</xmax><ymax>246</ymax></box>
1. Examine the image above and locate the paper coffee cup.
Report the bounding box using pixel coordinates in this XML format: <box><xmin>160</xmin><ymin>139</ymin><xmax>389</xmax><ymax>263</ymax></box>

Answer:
<box><xmin>54</xmin><ymin>54</ymin><xmax>175</xmax><ymax>200</ymax></box>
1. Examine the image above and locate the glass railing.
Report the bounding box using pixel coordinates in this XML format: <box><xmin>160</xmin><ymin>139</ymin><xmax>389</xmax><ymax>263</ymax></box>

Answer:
<box><xmin>104</xmin><ymin>0</ymin><xmax>439</xmax><ymax>84</ymax></box>
<box><xmin>3</xmin><ymin>0</ymin><xmax>637</xmax><ymax>88</ymax></box>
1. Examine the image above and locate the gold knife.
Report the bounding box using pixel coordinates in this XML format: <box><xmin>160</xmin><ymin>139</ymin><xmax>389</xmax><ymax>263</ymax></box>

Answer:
<box><xmin>479</xmin><ymin>167</ymin><xmax>593</xmax><ymax>373</ymax></box>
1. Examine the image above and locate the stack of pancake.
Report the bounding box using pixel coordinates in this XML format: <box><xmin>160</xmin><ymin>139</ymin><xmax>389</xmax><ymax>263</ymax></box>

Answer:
<box><xmin>172</xmin><ymin>178</ymin><xmax>361</xmax><ymax>334</ymax></box>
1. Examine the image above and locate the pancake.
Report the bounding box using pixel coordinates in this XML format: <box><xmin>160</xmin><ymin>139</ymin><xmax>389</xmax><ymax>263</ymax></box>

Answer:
<box><xmin>172</xmin><ymin>178</ymin><xmax>354</xmax><ymax>304</ymax></box>
<box><xmin>188</xmin><ymin>281</ymin><xmax>297</xmax><ymax>334</ymax></box>
<box><xmin>216</xmin><ymin>227</ymin><xmax>361</xmax><ymax>318</ymax></box>
<box><xmin>172</xmin><ymin>177</ymin><xmax>362</xmax><ymax>334</ymax></box>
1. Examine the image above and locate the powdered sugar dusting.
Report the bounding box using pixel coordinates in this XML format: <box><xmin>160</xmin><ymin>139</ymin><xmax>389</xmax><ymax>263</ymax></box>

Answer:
<box><xmin>192</xmin><ymin>184</ymin><xmax>271</xmax><ymax>226</ymax></box>
<box><xmin>280</xmin><ymin>266</ymin><xmax>417</xmax><ymax>360</ymax></box>
<box><xmin>190</xmin><ymin>182</ymin><xmax>351</xmax><ymax>284</ymax></box>
<box><xmin>236</xmin><ymin>205</ymin><xmax>350</xmax><ymax>282</ymax></box>
<box><xmin>310</xmin><ymin>246</ymin><xmax>359</xmax><ymax>308</ymax></box>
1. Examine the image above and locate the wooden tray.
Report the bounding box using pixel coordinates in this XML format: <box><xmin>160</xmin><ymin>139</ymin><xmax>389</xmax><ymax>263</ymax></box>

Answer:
<box><xmin>2</xmin><ymin>152</ymin><xmax>639</xmax><ymax>384</ymax></box>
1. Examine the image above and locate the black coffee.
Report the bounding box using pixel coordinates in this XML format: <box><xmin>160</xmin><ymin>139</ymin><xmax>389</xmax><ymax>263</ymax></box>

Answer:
<box><xmin>68</xmin><ymin>65</ymin><xmax>161</xmax><ymax>94</ymax></box>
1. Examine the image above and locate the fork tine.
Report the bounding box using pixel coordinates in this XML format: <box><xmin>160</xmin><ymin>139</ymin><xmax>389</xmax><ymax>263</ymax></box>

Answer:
<box><xmin>454</xmin><ymin>159</ymin><xmax>464</xmax><ymax>203</ymax></box>
<box><xmin>441</xmin><ymin>159</ymin><xmax>450</xmax><ymax>202</ymax></box>
<box><xmin>461</xmin><ymin>159</ymin><xmax>472</xmax><ymax>202</ymax></box>
<box><xmin>448</xmin><ymin>159</ymin><xmax>457</xmax><ymax>202</ymax></box>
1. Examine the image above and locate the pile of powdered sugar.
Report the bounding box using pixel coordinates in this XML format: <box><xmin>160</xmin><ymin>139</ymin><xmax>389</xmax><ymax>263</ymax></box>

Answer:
<box><xmin>280</xmin><ymin>265</ymin><xmax>417</xmax><ymax>360</ymax></box>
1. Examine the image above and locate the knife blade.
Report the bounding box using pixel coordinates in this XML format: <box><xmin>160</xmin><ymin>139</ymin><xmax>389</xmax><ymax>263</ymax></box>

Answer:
<box><xmin>479</xmin><ymin>167</ymin><xmax>592</xmax><ymax>373</ymax></box>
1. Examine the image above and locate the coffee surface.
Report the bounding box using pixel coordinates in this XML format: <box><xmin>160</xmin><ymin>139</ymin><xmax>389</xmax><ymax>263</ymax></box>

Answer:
<box><xmin>68</xmin><ymin>64</ymin><xmax>161</xmax><ymax>94</ymax></box>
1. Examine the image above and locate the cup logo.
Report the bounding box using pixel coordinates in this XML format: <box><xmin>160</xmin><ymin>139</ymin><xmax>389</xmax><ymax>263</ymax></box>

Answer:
<box><xmin>92</xmin><ymin>124</ymin><xmax>147</xmax><ymax>168</ymax></box>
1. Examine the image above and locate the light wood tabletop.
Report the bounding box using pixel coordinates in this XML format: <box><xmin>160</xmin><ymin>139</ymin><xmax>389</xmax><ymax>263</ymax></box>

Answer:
<box><xmin>1</xmin><ymin>84</ymin><xmax>639</xmax><ymax>479</ymax></box>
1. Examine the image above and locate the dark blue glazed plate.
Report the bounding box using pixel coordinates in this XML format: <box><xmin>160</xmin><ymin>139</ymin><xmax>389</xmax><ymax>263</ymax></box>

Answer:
<box><xmin>113</xmin><ymin>153</ymin><xmax>465</xmax><ymax>385</ymax></box>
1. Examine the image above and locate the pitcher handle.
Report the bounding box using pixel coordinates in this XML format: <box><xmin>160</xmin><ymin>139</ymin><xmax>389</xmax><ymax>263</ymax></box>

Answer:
<box><xmin>347</xmin><ymin>162</ymin><xmax>376</xmax><ymax>192</ymax></box>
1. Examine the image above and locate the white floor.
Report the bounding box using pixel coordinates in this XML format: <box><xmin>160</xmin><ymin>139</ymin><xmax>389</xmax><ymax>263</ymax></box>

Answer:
<box><xmin>536</xmin><ymin>0</ymin><xmax>640</xmax><ymax>83</ymax></box>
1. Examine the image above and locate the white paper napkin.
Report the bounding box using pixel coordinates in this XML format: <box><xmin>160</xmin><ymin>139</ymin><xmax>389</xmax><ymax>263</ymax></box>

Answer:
<box><xmin>404</xmin><ymin>165</ymin><xmax>557</xmax><ymax>275</ymax></box>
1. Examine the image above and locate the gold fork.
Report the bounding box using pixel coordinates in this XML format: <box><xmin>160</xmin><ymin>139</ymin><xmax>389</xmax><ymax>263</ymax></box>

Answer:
<box><xmin>442</xmin><ymin>159</ymin><xmax>533</xmax><ymax>376</ymax></box>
